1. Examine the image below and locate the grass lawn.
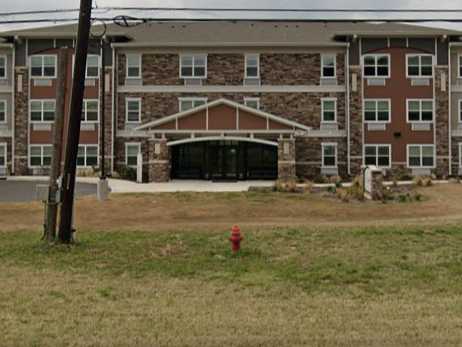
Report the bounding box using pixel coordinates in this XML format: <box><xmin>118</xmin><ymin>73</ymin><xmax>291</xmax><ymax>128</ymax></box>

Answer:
<box><xmin>2</xmin><ymin>184</ymin><xmax>462</xmax><ymax>346</ymax></box>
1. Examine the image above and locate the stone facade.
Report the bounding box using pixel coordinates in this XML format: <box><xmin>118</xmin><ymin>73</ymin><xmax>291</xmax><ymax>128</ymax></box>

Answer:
<box><xmin>435</xmin><ymin>66</ymin><xmax>450</xmax><ymax>178</ymax></box>
<box><xmin>277</xmin><ymin>138</ymin><xmax>296</xmax><ymax>180</ymax></box>
<box><xmin>348</xmin><ymin>66</ymin><xmax>363</xmax><ymax>177</ymax></box>
<box><xmin>14</xmin><ymin>67</ymin><xmax>29</xmax><ymax>175</ymax></box>
<box><xmin>148</xmin><ymin>138</ymin><xmax>171</xmax><ymax>182</ymax></box>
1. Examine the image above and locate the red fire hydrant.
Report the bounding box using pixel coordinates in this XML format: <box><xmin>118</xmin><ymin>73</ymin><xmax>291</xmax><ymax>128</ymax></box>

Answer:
<box><xmin>230</xmin><ymin>225</ymin><xmax>243</xmax><ymax>253</ymax></box>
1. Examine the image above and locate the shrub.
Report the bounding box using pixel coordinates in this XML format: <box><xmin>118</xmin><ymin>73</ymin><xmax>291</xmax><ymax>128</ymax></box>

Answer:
<box><xmin>118</xmin><ymin>165</ymin><xmax>137</xmax><ymax>181</ymax></box>
<box><xmin>414</xmin><ymin>176</ymin><xmax>433</xmax><ymax>187</ymax></box>
<box><xmin>313</xmin><ymin>175</ymin><xmax>329</xmax><ymax>184</ymax></box>
<box><xmin>76</xmin><ymin>167</ymin><xmax>98</xmax><ymax>177</ymax></box>
<box><xmin>274</xmin><ymin>179</ymin><xmax>299</xmax><ymax>193</ymax></box>
<box><xmin>345</xmin><ymin>176</ymin><xmax>365</xmax><ymax>201</ymax></box>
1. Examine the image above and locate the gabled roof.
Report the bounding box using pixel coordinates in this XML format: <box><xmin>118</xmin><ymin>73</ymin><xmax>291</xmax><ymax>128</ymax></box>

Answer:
<box><xmin>135</xmin><ymin>98</ymin><xmax>312</xmax><ymax>133</ymax></box>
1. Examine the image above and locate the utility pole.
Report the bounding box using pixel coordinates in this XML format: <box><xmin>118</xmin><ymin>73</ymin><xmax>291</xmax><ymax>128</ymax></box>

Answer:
<box><xmin>45</xmin><ymin>48</ymin><xmax>68</xmax><ymax>242</ymax></box>
<box><xmin>58</xmin><ymin>0</ymin><xmax>92</xmax><ymax>243</ymax></box>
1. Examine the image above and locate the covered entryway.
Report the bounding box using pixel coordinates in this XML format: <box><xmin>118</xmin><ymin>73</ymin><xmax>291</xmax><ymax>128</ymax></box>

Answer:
<box><xmin>171</xmin><ymin>140</ymin><xmax>277</xmax><ymax>181</ymax></box>
<box><xmin>135</xmin><ymin>99</ymin><xmax>311</xmax><ymax>182</ymax></box>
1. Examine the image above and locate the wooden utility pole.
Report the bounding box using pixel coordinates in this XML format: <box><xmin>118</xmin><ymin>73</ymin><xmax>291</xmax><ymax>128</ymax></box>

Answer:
<box><xmin>45</xmin><ymin>48</ymin><xmax>68</xmax><ymax>242</ymax></box>
<box><xmin>58</xmin><ymin>0</ymin><xmax>92</xmax><ymax>243</ymax></box>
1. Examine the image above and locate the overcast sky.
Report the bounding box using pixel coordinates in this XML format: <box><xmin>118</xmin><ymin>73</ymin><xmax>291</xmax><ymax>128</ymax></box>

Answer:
<box><xmin>3</xmin><ymin>0</ymin><xmax>462</xmax><ymax>12</ymax></box>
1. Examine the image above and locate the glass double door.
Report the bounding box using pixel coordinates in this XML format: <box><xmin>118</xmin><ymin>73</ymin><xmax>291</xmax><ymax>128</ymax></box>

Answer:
<box><xmin>208</xmin><ymin>142</ymin><xmax>239</xmax><ymax>180</ymax></box>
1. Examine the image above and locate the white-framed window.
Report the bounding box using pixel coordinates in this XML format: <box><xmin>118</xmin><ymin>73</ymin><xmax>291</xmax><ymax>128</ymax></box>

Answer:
<box><xmin>30</xmin><ymin>55</ymin><xmax>56</xmax><ymax>78</ymax></box>
<box><xmin>180</xmin><ymin>54</ymin><xmax>207</xmax><ymax>78</ymax></box>
<box><xmin>85</xmin><ymin>55</ymin><xmax>99</xmax><ymax>78</ymax></box>
<box><xmin>0</xmin><ymin>142</ymin><xmax>6</xmax><ymax>167</ymax></box>
<box><xmin>0</xmin><ymin>100</ymin><xmax>6</xmax><ymax>123</ymax></box>
<box><xmin>81</xmin><ymin>99</ymin><xmax>99</xmax><ymax>122</ymax></box>
<box><xmin>407</xmin><ymin>99</ymin><xmax>434</xmax><ymax>123</ymax></box>
<box><xmin>406</xmin><ymin>54</ymin><xmax>433</xmax><ymax>78</ymax></box>
<box><xmin>364</xmin><ymin>99</ymin><xmax>391</xmax><ymax>123</ymax></box>
<box><xmin>126</xmin><ymin>54</ymin><xmax>141</xmax><ymax>79</ymax></box>
<box><xmin>321</xmin><ymin>98</ymin><xmax>337</xmax><ymax>123</ymax></box>
<box><xmin>30</xmin><ymin>99</ymin><xmax>55</xmax><ymax>122</ymax></box>
<box><xmin>458</xmin><ymin>55</ymin><xmax>462</xmax><ymax>78</ymax></box>
<box><xmin>322</xmin><ymin>143</ymin><xmax>337</xmax><ymax>168</ymax></box>
<box><xmin>459</xmin><ymin>143</ymin><xmax>462</xmax><ymax>167</ymax></box>
<box><xmin>77</xmin><ymin>145</ymin><xmax>98</xmax><ymax>167</ymax></box>
<box><xmin>0</xmin><ymin>55</ymin><xmax>6</xmax><ymax>79</ymax></box>
<box><xmin>125</xmin><ymin>142</ymin><xmax>141</xmax><ymax>167</ymax></box>
<box><xmin>126</xmin><ymin>98</ymin><xmax>141</xmax><ymax>123</ymax></box>
<box><xmin>321</xmin><ymin>54</ymin><xmax>336</xmax><ymax>78</ymax></box>
<box><xmin>244</xmin><ymin>97</ymin><xmax>260</xmax><ymax>109</ymax></box>
<box><xmin>363</xmin><ymin>54</ymin><xmax>390</xmax><ymax>78</ymax></box>
<box><xmin>178</xmin><ymin>97</ymin><xmax>207</xmax><ymax>112</ymax></box>
<box><xmin>29</xmin><ymin>145</ymin><xmax>52</xmax><ymax>167</ymax></box>
<box><xmin>407</xmin><ymin>144</ymin><xmax>435</xmax><ymax>168</ymax></box>
<box><xmin>364</xmin><ymin>144</ymin><xmax>391</xmax><ymax>168</ymax></box>
<box><xmin>459</xmin><ymin>99</ymin><xmax>462</xmax><ymax>123</ymax></box>
<box><xmin>245</xmin><ymin>54</ymin><xmax>260</xmax><ymax>79</ymax></box>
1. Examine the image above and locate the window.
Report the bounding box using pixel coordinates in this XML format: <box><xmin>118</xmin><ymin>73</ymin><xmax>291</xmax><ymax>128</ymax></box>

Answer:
<box><xmin>179</xmin><ymin>98</ymin><xmax>207</xmax><ymax>112</ymax></box>
<box><xmin>459</xmin><ymin>143</ymin><xmax>462</xmax><ymax>167</ymax></box>
<box><xmin>0</xmin><ymin>55</ymin><xmax>6</xmax><ymax>79</ymax></box>
<box><xmin>29</xmin><ymin>145</ymin><xmax>52</xmax><ymax>167</ymax></box>
<box><xmin>86</xmin><ymin>55</ymin><xmax>99</xmax><ymax>78</ymax></box>
<box><xmin>126</xmin><ymin>143</ymin><xmax>141</xmax><ymax>167</ymax></box>
<box><xmin>245</xmin><ymin>54</ymin><xmax>260</xmax><ymax>79</ymax></box>
<box><xmin>180</xmin><ymin>54</ymin><xmax>207</xmax><ymax>78</ymax></box>
<box><xmin>82</xmin><ymin>99</ymin><xmax>99</xmax><ymax>122</ymax></box>
<box><xmin>0</xmin><ymin>143</ymin><xmax>6</xmax><ymax>167</ymax></box>
<box><xmin>458</xmin><ymin>55</ymin><xmax>462</xmax><ymax>78</ymax></box>
<box><xmin>322</xmin><ymin>143</ymin><xmax>337</xmax><ymax>168</ymax></box>
<box><xmin>126</xmin><ymin>98</ymin><xmax>141</xmax><ymax>123</ymax></box>
<box><xmin>407</xmin><ymin>99</ymin><xmax>433</xmax><ymax>123</ymax></box>
<box><xmin>321</xmin><ymin>98</ymin><xmax>337</xmax><ymax>123</ymax></box>
<box><xmin>364</xmin><ymin>145</ymin><xmax>391</xmax><ymax>168</ymax></box>
<box><xmin>364</xmin><ymin>99</ymin><xmax>390</xmax><ymax>122</ymax></box>
<box><xmin>407</xmin><ymin>54</ymin><xmax>433</xmax><ymax>78</ymax></box>
<box><xmin>408</xmin><ymin>145</ymin><xmax>435</xmax><ymax>168</ymax></box>
<box><xmin>77</xmin><ymin>145</ymin><xmax>98</xmax><ymax>167</ymax></box>
<box><xmin>0</xmin><ymin>100</ymin><xmax>5</xmax><ymax>123</ymax></box>
<box><xmin>30</xmin><ymin>100</ymin><xmax>55</xmax><ymax>122</ymax></box>
<box><xmin>126</xmin><ymin>54</ymin><xmax>141</xmax><ymax>79</ymax></box>
<box><xmin>244</xmin><ymin>97</ymin><xmax>260</xmax><ymax>109</ymax></box>
<box><xmin>321</xmin><ymin>54</ymin><xmax>336</xmax><ymax>78</ymax></box>
<box><xmin>30</xmin><ymin>55</ymin><xmax>56</xmax><ymax>78</ymax></box>
<box><xmin>459</xmin><ymin>100</ymin><xmax>462</xmax><ymax>123</ymax></box>
<box><xmin>363</xmin><ymin>54</ymin><xmax>390</xmax><ymax>78</ymax></box>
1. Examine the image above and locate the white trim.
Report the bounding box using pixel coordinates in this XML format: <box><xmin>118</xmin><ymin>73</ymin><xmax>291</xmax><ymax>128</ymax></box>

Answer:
<box><xmin>459</xmin><ymin>143</ymin><xmax>462</xmax><ymax>168</ymax></box>
<box><xmin>111</xmin><ymin>42</ymin><xmax>349</xmax><ymax>48</ymax></box>
<box><xmin>363</xmin><ymin>98</ymin><xmax>391</xmax><ymax>123</ymax></box>
<box><xmin>85</xmin><ymin>54</ymin><xmax>100</xmax><ymax>79</ymax></box>
<box><xmin>135</xmin><ymin>98</ymin><xmax>312</xmax><ymax>132</ymax></box>
<box><xmin>321</xmin><ymin>97</ymin><xmax>337</xmax><ymax>123</ymax></box>
<box><xmin>363</xmin><ymin>144</ymin><xmax>392</xmax><ymax>168</ymax></box>
<box><xmin>243</xmin><ymin>97</ymin><xmax>260</xmax><ymax>110</ymax></box>
<box><xmin>405</xmin><ymin>53</ymin><xmax>434</xmax><ymax>79</ymax></box>
<box><xmin>458</xmin><ymin>54</ymin><xmax>462</xmax><ymax>79</ymax></box>
<box><xmin>82</xmin><ymin>98</ymin><xmax>99</xmax><ymax>123</ymax></box>
<box><xmin>406</xmin><ymin>98</ymin><xmax>434</xmax><ymax>124</ymax></box>
<box><xmin>406</xmin><ymin>144</ymin><xmax>436</xmax><ymax>169</ymax></box>
<box><xmin>179</xmin><ymin>53</ymin><xmax>207</xmax><ymax>79</ymax></box>
<box><xmin>29</xmin><ymin>54</ymin><xmax>57</xmax><ymax>79</ymax></box>
<box><xmin>125</xmin><ymin>142</ymin><xmax>141</xmax><ymax>167</ymax></box>
<box><xmin>362</xmin><ymin>53</ymin><xmax>391</xmax><ymax>79</ymax></box>
<box><xmin>29</xmin><ymin>99</ymin><xmax>56</xmax><ymax>123</ymax></box>
<box><xmin>118</xmin><ymin>84</ymin><xmax>346</xmax><ymax>94</ymax></box>
<box><xmin>0</xmin><ymin>142</ymin><xmax>6</xmax><ymax>168</ymax></box>
<box><xmin>28</xmin><ymin>144</ymin><xmax>52</xmax><ymax>168</ymax></box>
<box><xmin>321</xmin><ymin>142</ymin><xmax>338</xmax><ymax>168</ymax></box>
<box><xmin>125</xmin><ymin>53</ymin><xmax>142</xmax><ymax>79</ymax></box>
<box><xmin>0</xmin><ymin>55</ymin><xmax>6</xmax><ymax>80</ymax></box>
<box><xmin>459</xmin><ymin>99</ymin><xmax>462</xmax><ymax>123</ymax></box>
<box><xmin>167</xmin><ymin>136</ymin><xmax>278</xmax><ymax>147</ymax></box>
<box><xmin>125</xmin><ymin>97</ymin><xmax>141</xmax><ymax>124</ymax></box>
<box><xmin>0</xmin><ymin>99</ymin><xmax>6</xmax><ymax>124</ymax></box>
<box><xmin>77</xmin><ymin>144</ymin><xmax>99</xmax><ymax>168</ymax></box>
<box><xmin>178</xmin><ymin>97</ymin><xmax>208</xmax><ymax>112</ymax></box>
<box><xmin>244</xmin><ymin>53</ymin><xmax>260</xmax><ymax>79</ymax></box>
<box><xmin>321</xmin><ymin>54</ymin><xmax>337</xmax><ymax>79</ymax></box>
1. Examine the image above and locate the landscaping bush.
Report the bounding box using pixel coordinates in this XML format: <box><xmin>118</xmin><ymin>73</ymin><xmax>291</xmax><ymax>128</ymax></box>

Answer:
<box><xmin>118</xmin><ymin>165</ymin><xmax>137</xmax><ymax>181</ymax></box>
<box><xmin>414</xmin><ymin>176</ymin><xmax>433</xmax><ymax>187</ymax></box>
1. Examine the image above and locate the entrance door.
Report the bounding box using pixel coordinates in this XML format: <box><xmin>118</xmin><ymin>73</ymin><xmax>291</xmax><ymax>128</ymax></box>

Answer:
<box><xmin>209</xmin><ymin>142</ymin><xmax>238</xmax><ymax>181</ymax></box>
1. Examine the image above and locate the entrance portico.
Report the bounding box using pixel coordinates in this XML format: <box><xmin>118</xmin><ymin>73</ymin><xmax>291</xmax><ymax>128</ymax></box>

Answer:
<box><xmin>136</xmin><ymin>99</ymin><xmax>311</xmax><ymax>182</ymax></box>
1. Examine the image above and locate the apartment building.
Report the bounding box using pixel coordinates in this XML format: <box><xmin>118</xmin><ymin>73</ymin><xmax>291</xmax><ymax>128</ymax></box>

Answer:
<box><xmin>0</xmin><ymin>21</ymin><xmax>461</xmax><ymax>181</ymax></box>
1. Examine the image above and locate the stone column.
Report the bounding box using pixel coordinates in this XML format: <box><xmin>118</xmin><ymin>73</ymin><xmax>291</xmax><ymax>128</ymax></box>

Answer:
<box><xmin>148</xmin><ymin>138</ymin><xmax>170</xmax><ymax>182</ymax></box>
<box><xmin>14</xmin><ymin>67</ymin><xmax>29</xmax><ymax>175</ymax></box>
<box><xmin>349</xmin><ymin>66</ymin><xmax>363</xmax><ymax>177</ymax></box>
<box><xmin>278</xmin><ymin>138</ymin><xmax>296</xmax><ymax>181</ymax></box>
<box><xmin>435</xmin><ymin>66</ymin><xmax>450</xmax><ymax>178</ymax></box>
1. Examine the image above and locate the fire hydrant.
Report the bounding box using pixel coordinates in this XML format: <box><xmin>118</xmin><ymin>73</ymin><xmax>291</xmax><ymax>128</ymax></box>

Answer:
<box><xmin>230</xmin><ymin>225</ymin><xmax>243</xmax><ymax>253</ymax></box>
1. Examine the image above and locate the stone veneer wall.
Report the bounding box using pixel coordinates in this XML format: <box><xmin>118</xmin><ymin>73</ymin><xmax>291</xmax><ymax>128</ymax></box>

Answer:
<box><xmin>277</xmin><ymin>138</ymin><xmax>296</xmax><ymax>180</ymax></box>
<box><xmin>348</xmin><ymin>66</ymin><xmax>363</xmax><ymax>177</ymax></box>
<box><xmin>148</xmin><ymin>138</ymin><xmax>170</xmax><ymax>182</ymax></box>
<box><xmin>14</xmin><ymin>67</ymin><xmax>29</xmax><ymax>175</ymax></box>
<box><xmin>435</xmin><ymin>66</ymin><xmax>450</xmax><ymax>178</ymax></box>
<box><xmin>101</xmin><ymin>67</ymin><xmax>114</xmax><ymax>174</ymax></box>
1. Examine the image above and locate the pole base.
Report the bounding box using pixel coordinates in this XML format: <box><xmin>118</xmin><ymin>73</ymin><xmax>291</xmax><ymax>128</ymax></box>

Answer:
<box><xmin>97</xmin><ymin>178</ymin><xmax>110</xmax><ymax>201</ymax></box>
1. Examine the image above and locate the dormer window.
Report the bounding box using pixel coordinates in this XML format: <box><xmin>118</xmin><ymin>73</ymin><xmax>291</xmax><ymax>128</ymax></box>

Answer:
<box><xmin>363</xmin><ymin>54</ymin><xmax>390</xmax><ymax>78</ymax></box>
<box><xmin>321</xmin><ymin>54</ymin><xmax>336</xmax><ymax>79</ymax></box>
<box><xmin>245</xmin><ymin>54</ymin><xmax>260</xmax><ymax>79</ymax></box>
<box><xmin>180</xmin><ymin>54</ymin><xmax>207</xmax><ymax>78</ymax></box>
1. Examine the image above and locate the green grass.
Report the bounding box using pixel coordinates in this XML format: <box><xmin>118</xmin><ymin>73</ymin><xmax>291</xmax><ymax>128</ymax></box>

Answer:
<box><xmin>2</xmin><ymin>226</ymin><xmax>462</xmax><ymax>297</ymax></box>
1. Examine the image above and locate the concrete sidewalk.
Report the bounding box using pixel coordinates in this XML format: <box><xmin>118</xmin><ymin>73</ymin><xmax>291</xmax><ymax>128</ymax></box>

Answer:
<box><xmin>7</xmin><ymin>176</ymin><xmax>275</xmax><ymax>193</ymax></box>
